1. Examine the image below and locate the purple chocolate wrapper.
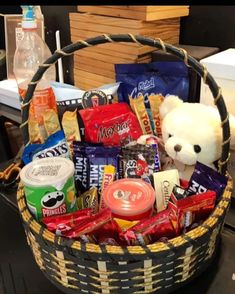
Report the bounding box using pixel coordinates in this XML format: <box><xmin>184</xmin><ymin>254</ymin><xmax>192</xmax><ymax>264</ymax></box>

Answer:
<box><xmin>151</xmin><ymin>143</ymin><xmax>161</xmax><ymax>172</ymax></box>
<box><xmin>73</xmin><ymin>142</ymin><xmax>89</xmax><ymax>194</ymax></box>
<box><xmin>187</xmin><ymin>161</ymin><xmax>228</xmax><ymax>201</ymax></box>
<box><xmin>85</xmin><ymin>146</ymin><xmax>121</xmax><ymax>191</ymax></box>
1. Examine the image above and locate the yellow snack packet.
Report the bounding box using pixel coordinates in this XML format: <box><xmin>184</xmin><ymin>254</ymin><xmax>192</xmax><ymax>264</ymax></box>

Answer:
<box><xmin>28</xmin><ymin>116</ymin><xmax>44</xmax><ymax>144</ymax></box>
<box><xmin>114</xmin><ymin>218</ymin><xmax>139</xmax><ymax>231</ymax></box>
<box><xmin>43</xmin><ymin>109</ymin><xmax>61</xmax><ymax>137</ymax></box>
<box><xmin>148</xmin><ymin>94</ymin><xmax>164</xmax><ymax>138</ymax></box>
<box><xmin>62</xmin><ymin>109</ymin><xmax>81</xmax><ymax>143</ymax></box>
<box><xmin>100</xmin><ymin>165</ymin><xmax>116</xmax><ymax>211</ymax></box>
<box><xmin>78</xmin><ymin>187</ymin><xmax>98</xmax><ymax>214</ymax></box>
<box><xmin>129</xmin><ymin>95</ymin><xmax>153</xmax><ymax>135</ymax></box>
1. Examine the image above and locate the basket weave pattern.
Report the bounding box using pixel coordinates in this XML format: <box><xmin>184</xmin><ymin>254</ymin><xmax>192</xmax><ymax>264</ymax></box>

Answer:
<box><xmin>17</xmin><ymin>34</ymin><xmax>233</xmax><ymax>293</ymax></box>
<box><xmin>17</xmin><ymin>178</ymin><xmax>232</xmax><ymax>293</ymax></box>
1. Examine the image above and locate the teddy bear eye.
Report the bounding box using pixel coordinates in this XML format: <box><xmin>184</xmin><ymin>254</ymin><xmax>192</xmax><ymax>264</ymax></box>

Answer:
<box><xmin>168</xmin><ymin>134</ymin><xmax>173</xmax><ymax>138</ymax></box>
<box><xmin>194</xmin><ymin>145</ymin><xmax>201</xmax><ymax>153</ymax></box>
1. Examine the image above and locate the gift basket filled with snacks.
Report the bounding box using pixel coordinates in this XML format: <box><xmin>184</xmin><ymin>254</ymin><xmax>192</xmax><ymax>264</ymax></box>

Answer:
<box><xmin>17</xmin><ymin>34</ymin><xmax>233</xmax><ymax>294</ymax></box>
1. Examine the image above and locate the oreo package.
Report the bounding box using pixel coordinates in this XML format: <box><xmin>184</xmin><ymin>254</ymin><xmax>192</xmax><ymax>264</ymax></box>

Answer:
<box><xmin>187</xmin><ymin>161</ymin><xmax>228</xmax><ymax>201</ymax></box>
<box><xmin>51</xmin><ymin>81</ymin><xmax>120</xmax><ymax>119</ymax></box>
<box><xmin>22</xmin><ymin>130</ymin><xmax>69</xmax><ymax>164</ymax></box>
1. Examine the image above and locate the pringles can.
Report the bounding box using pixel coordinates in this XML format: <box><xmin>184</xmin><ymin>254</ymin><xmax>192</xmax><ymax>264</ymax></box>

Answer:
<box><xmin>20</xmin><ymin>157</ymin><xmax>77</xmax><ymax>220</ymax></box>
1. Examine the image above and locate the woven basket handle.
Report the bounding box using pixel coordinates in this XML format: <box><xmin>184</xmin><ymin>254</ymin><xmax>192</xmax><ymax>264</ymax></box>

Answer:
<box><xmin>20</xmin><ymin>34</ymin><xmax>231</xmax><ymax>175</ymax></box>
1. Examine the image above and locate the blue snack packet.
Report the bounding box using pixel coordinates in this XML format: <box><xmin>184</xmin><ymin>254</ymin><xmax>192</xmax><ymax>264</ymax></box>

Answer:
<box><xmin>115</xmin><ymin>61</ymin><xmax>190</xmax><ymax>106</ymax></box>
<box><xmin>22</xmin><ymin>130</ymin><xmax>70</xmax><ymax>164</ymax></box>
<box><xmin>187</xmin><ymin>161</ymin><xmax>228</xmax><ymax>201</ymax></box>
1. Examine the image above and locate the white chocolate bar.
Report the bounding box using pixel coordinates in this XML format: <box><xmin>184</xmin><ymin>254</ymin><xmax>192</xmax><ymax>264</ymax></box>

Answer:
<box><xmin>153</xmin><ymin>169</ymin><xmax>180</xmax><ymax>212</ymax></box>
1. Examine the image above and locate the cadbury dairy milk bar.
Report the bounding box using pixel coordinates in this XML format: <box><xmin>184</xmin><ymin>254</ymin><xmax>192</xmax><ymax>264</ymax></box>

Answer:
<box><xmin>72</xmin><ymin>142</ymin><xmax>120</xmax><ymax>194</ymax></box>
<box><xmin>73</xmin><ymin>142</ymin><xmax>89</xmax><ymax>194</ymax></box>
<box><xmin>187</xmin><ymin>161</ymin><xmax>228</xmax><ymax>201</ymax></box>
<box><xmin>85</xmin><ymin>146</ymin><xmax>120</xmax><ymax>192</ymax></box>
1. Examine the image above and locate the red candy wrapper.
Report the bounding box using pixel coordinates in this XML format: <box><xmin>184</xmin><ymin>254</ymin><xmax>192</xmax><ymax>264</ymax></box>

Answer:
<box><xmin>63</xmin><ymin>208</ymin><xmax>112</xmax><ymax>239</ymax></box>
<box><xmin>180</xmin><ymin>179</ymin><xmax>189</xmax><ymax>190</ymax></box>
<box><xmin>79</xmin><ymin>103</ymin><xmax>143</xmax><ymax>146</ymax></box>
<box><xmin>93</xmin><ymin>219</ymin><xmax>125</xmax><ymax>246</ymax></box>
<box><xmin>98</xmin><ymin>237</ymin><xmax>119</xmax><ymax>246</ymax></box>
<box><xmin>42</xmin><ymin>208</ymin><xmax>92</xmax><ymax>235</ymax></box>
<box><xmin>168</xmin><ymin>190</ymin><xmax>216</xmax><ymax>228</ymax></box>
<box><xmin>123</xmin><ymin>209</ymin><xmax>177</xmax><ymax>245</ymax></box>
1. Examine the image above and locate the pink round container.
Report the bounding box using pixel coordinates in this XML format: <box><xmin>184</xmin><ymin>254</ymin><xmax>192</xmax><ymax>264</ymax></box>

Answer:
<box><xmin>103</xmin><ymin>178</ymin><xmax>156</xmax><ymax>221</ymax></box>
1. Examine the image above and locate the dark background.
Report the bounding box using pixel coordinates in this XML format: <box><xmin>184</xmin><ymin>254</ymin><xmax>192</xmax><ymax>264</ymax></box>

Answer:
<box><xmin>0</xmin><ymin>5</ymin><xmax>235</xmax><ymax>84</ymax></box>
<box><xmin>180</xmin><ymin>6</ymin><xmax>235</xmax><ymax>50</ymax></box>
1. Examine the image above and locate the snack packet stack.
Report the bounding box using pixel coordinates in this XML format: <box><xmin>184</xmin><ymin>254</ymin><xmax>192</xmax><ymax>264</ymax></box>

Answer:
<box><xmin>19</xmin><ymin>81</ymin><xmax>228</xmax><ymax>247</ymax></box>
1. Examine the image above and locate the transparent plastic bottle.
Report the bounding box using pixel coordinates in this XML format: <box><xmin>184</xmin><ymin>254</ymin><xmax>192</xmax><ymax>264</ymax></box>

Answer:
<box><xmin>13</xmin><ymin>6</ymin><xmax>57</xmax><ymax>137</ymax></box>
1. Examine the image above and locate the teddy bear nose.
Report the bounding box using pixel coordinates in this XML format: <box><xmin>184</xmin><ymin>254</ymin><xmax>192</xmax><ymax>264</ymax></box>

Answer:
<box><xmin>174</xmin><ymin>144</ymin><xmax>182</xmax><ymax>152</ymax></box>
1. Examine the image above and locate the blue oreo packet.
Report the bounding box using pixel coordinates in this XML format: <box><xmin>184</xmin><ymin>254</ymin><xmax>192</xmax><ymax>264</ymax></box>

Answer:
<box><xmin>22</xmin><ymin>130</ymin><xmax>70</xmax><ymax>164</ymax></box>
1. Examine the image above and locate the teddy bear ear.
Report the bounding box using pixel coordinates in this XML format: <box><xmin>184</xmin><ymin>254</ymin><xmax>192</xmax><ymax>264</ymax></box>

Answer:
<box><xmin>159</xmin><ymin>95</ymin><xmax>183</xmax><ymax>119</ymax></box>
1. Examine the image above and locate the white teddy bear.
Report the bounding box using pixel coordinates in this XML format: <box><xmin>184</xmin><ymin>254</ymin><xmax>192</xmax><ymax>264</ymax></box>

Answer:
<box><xmin>159</xmin><ymin>95</ymin><xmax>235</xmax><ymax>180</ymax></box>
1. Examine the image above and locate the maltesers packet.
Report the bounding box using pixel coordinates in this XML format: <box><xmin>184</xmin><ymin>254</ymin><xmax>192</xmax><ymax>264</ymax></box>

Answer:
<box><xmin>78</xmin><ymin>103</ymin><xmax>143</xmax><ymax>146</ymax></box>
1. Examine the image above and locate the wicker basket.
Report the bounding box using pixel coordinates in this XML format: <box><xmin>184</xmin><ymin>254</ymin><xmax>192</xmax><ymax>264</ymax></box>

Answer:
<box><xmin>17</xmin><ymin>34</ymin><xmax>233</xmax><ymax>294</ymax></box>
